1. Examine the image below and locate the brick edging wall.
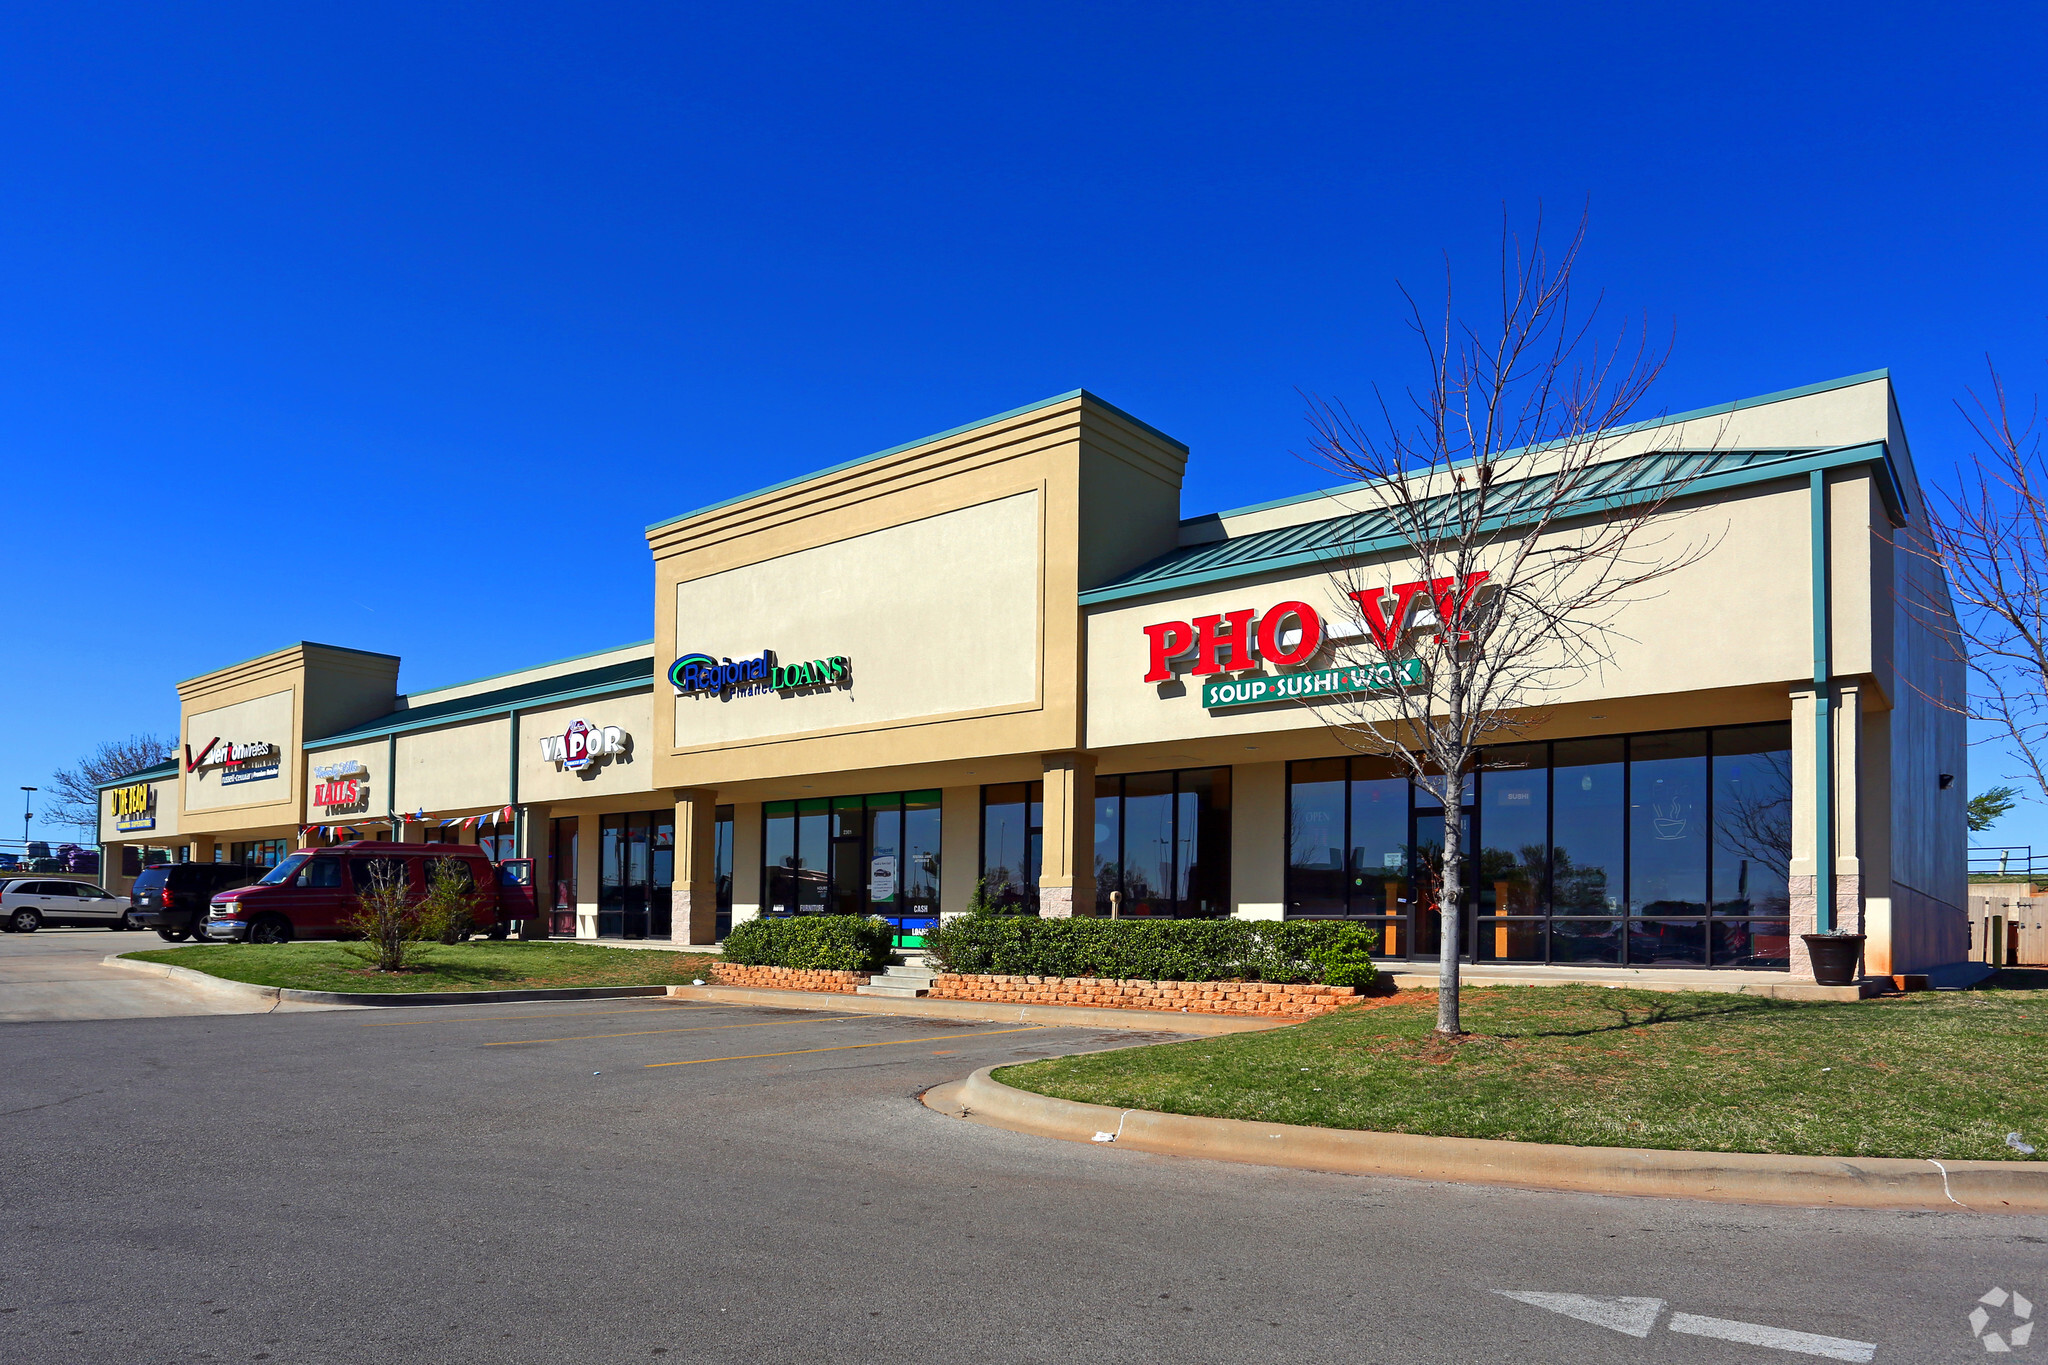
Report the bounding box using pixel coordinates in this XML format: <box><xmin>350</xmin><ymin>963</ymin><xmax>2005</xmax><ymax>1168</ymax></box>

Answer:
<box><xmin>929</xmin><ymin>974</ymin><xmax>1356</xmax><ymax>1018</ymax></box>
<box><xmin>711</xmin><ymin>963</ymin><xmax>873</xmax><ymax>994</ymax></box>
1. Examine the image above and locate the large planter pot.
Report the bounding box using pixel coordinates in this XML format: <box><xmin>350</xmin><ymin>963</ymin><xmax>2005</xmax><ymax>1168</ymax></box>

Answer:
<box><xmin>1801</xmin><ymin>933</ymin><xmax>1866</xmax><ymax>986</ymax></box>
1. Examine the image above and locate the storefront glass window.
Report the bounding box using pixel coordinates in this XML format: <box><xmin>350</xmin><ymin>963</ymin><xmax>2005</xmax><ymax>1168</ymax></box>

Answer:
<box><xmin>1349</xmin><ymin>761</ymin><xmax>1409</xmax><ymax>930</ymax></box>
<box><xmin>1286</xmin><ymin>758</ymin><xmax>1346</xmax><ymax>915</ymax></box>
<box><xmin>760</xmin><ymin>792</ymin><xmax>942</xmax><ymax>946</ymax></box>
<box><xmin>651</xmin><ymin>817</ymin><xmax>674</xmax><ymax>939</ymax></box>
<box><xmin>1551</xmin><ymin>738</ymin><xmax>1625</xmax><ymax>915</ymax></box>
<box><xmin>598</xmin><ymin>817</ymin><xmax>625</xmax><ymax>938</ymax></box>
<box><xmin>1284</xmin><ymin>724</ymin><xmax>1791</xmax><ymax>968</ymax></box>
<box><xmin>1120</xmin><ymin>771</ymin><xmax>1175</xmax><ymax>914</ymax></box>
<box><xmin>795</xmin><ymin>798</ymin><xmax>829</xmax><ymax>913</ymax></box>
<box><xmin>979</xmin><ymin>782</ymin><xmax>1041</xmax><ymax>911</ymax></box>
<box><xmin>1629</xmin><ymin>731</ymin><xmax>1708</xmax><ymax>920</ymax></box>
<box><xmin>230</xmin><ymin>839</ymin><xmax>289</xmax><ymax>870</ymax></box>
<box><xmin>1711</xmin><ymin>724</ymin><xmax>1793</xmax><ymax>917</ymax></box>
<box><xmin>1087</xmin><ymin>768</ymin><xmax>1231</xmax><ymax>919</ymax></box>
<box><xmin>764</xmin><ymin>801</ymin><xmax>796</xmax><ymax>916</ymax></box>
<box><xmin>549</xmin><ymin>816</ymin><xmax>578</xmax><ymax>937</ymax></box>
<box><xmin>902</xmin><ymin>791</ymin><xmax>942</xmax><ymax>918</ymax></box>
<box><xmin>1478</xmin><ymin>745</ymin><xmax>1547</xmax><ymax>915</ymax></box>
<box><xmin>714</xmin><ymin>806</ymin><xmax>734</xmax><ymax>940</ymax></box>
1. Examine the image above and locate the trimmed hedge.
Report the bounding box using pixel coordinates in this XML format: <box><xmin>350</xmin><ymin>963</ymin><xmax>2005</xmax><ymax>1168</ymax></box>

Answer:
<box><xmin>921</xmin><ymin>916</ymin><xmax>1380</xmax><ymax>987</ymax></box>
<box><xmin>721</xmin><ymin>915</ymin><xmax>893</xmax><ymax>972</ymax></box>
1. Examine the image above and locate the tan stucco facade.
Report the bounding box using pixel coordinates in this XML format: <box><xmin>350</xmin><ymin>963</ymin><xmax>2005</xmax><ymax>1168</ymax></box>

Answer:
<box><xmin>89</xmin><ymin>375</ymin><xmax>1967</xmax><ymax>978</ymax></box>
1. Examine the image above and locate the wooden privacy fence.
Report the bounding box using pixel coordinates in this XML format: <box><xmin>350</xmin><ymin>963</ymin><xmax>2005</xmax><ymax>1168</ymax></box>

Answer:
<box><xmin>1969</xmin><ymin>897</ymin><xmax>2048</xmax><ymax>967</ymax></box>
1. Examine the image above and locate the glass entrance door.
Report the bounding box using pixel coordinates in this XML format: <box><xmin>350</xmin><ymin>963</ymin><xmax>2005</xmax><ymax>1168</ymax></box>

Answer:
<box><xmin>1409</xmin><ymin>781</ymin><xmax>1473</xmax><ymax>962</ymax></box>
<box><xmin>598</xmin><ymin>811</ymin><xmax>673</xmax><ymax>940</ymax></box>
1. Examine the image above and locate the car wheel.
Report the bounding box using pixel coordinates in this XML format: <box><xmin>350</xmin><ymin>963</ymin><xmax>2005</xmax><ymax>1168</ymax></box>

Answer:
<box><xmin>487</xmin><ymin>922</ymin><xmax>509</xmax><ymax>941</ymax></box>
<box><xmin>156</xmin><ymin>927</ymin><xmax>190</xmax><ymax>943</ymax></box>
<box><xmin>248</xmin><ymin>915</ymin><xmax>293</xmax><ymax>945</ymax></box>
<box><xmin>9</xmin><ymin>908</ymin><xmax>40</xmax><ymax>933</ymax></box>
<box><xmin>113</xmin><ymin>912</ymin><xmax>138</xmax><ymax>931</ymax></box>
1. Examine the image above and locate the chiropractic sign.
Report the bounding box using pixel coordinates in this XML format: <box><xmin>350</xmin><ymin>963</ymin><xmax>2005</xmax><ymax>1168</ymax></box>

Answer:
<box><xmin>1142</xmin><ymin>574</ymin><xmax>1485</xmax><ymax>708</ymax></box>
<box><xmin>669</xmin><ymin>649</ymin><xmax>851</xmax><ymax>698</ymax></box>
<box><xmin>110</xmin><ymin>782</ymin><xmax>156</xmax><ymax>832</ymax></box>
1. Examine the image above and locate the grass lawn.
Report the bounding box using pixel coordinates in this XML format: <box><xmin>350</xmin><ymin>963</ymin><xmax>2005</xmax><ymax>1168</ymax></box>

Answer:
<box><xmin>996</xmin><ymin>973</ymin><xmax>2048</xmax><ymax>1161</ymax></box>
<box><xmin>123</xmin><ymin>941</ymin><xmax>718</xmax><ymax>994</ymax></box>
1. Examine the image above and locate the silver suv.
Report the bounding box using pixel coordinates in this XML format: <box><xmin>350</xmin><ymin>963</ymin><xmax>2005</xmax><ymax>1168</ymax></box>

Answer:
<box><xmin>0</xmin><ymin>878</ymin><xmax>133</xmax><ymax>933</ymax></box>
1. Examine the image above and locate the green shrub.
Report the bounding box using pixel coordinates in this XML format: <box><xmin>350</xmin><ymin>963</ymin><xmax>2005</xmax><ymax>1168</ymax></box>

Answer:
<box><xmin>416</xmin><ymin>858</ymin><xmax>482</xmax><ymax>945</ymax></box>
<box><xmin>721</xmin><ymin>914</ymin><xmax>893</xmax><ymax>972</ymax></box>
<box><xmin>921</xmin><ymin>916</ymin><xmax>1378</xmax><ymax>987</ymax></box>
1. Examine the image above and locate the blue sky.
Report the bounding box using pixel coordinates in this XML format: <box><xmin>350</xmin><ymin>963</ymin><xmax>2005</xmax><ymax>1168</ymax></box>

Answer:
<box><xmin>7</xmin><ymin>2</ymin><xmax>2047</xmax><ymax>848</ymax></box>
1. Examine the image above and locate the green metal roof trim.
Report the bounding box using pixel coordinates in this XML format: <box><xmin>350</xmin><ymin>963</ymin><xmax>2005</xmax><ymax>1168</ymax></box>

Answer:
<box><xmin>646</xmin><ymin>389</ymin><xmax>1187</xmax><ymax>532</ymax></box>
<box><xmin>403</xmin><ymin>638</ymin><xmax>656</xmax><ymax>702</ymax></box>
<box><xmin>1182</xmin><ymin>369</ymin><xmax>1894</xmax><ymax>528</ymax></box>
<box><xmin>94</xmin><ymin>759</ymin><xmax>179</xmax><ymax>790</ymax></box>
<box><xmin>1081</xmin><ymin>442</ymin><xmax>1903</xmax><ymax>607</ymax></box>
<box><xmin>306</xmin><ymin>657</ymin><xmax>655</xmax><ymax>746</ymax></box>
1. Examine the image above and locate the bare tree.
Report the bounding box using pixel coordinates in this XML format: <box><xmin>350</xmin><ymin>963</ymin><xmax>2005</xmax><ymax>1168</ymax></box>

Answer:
<box><xmin>1919</xmin><ymin>359</ymin><xmax>2048</xmax><ymax>812</ymax></box>
<box><xmin>1303</xmin><ymin>210</ymin><xmax>1712</xmax><ymax>1036</ymax></box>
<box><xmin>47</xmin><ymin>733</ymin><xmax>176</xmax><ymax>835</ymax></box>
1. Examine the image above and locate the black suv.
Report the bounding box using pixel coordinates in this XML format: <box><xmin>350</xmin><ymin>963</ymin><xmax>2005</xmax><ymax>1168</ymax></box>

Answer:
<box><xmin>131</xmin><ymin>863</ymin><xmax>260</xmax><ymax>941</ymax></box>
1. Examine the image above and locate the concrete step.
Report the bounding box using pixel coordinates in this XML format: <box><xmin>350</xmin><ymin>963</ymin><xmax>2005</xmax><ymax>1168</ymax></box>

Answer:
<box><xmin>856</xmin><ymin>981</ymin><xmax>930</xmax><ymax>998</ymax></box>
<box><xmin>856</xmin><ymin>963</ymin><xmax>938</xmax><ymax>998</ymax></box>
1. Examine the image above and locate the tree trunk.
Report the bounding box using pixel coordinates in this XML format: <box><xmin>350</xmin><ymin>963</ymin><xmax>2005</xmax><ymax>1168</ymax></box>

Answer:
<box><xmin>1436</xmin><ymin>799</ymin><xmax>1463</xmax><ymax>1035</ymax></box>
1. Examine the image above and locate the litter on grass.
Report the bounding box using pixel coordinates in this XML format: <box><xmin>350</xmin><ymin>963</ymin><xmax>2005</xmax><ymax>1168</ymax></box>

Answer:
<box><xmin>2009</xmin><ymin>1132</ymin><xmax>2037</xmax><ymax>1155</ymax></box>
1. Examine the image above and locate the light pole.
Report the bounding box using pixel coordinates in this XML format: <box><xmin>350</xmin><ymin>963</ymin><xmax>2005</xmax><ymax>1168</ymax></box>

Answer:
<box><xmin>20</xmin><ymin>786</ymin><xmax>35</xmax><ymax>853</ymax></box>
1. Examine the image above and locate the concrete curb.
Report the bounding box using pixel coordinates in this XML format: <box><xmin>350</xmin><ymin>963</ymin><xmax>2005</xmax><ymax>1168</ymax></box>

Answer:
<box><xmin>664</xmin><ymin>983</ymin><xmax>1289</xmax><ymax>1034</ymax></box>
<box><xmin>928</xmin><ymin>1066</ymin><xmax>2048</xmax><ymax>1213</ymax></box>
<box><xmin>104</xmin><ymin>955</ymin><xmax>670</xmax><ymax>1008</ymax></box>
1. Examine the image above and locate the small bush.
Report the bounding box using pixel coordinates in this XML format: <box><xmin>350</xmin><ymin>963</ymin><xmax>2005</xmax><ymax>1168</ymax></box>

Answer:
<box><xmin>721</xmin><ymin>914</ymin><xmax>893</xmax><ymax>972</ymax></box>
<box><xmin>920</xmin><ymin>916</ymin><xmax>1379</xmax><ymax>987</ymax></box>
<box><xmin>338</xmin><ymin>858</ymin><xmax>429</xmax><ymax>972</ymax></box>
<box><xmin>416</xmin><ymin>859</ymin><xmax>483</xmax><ymax>945</ymax></box>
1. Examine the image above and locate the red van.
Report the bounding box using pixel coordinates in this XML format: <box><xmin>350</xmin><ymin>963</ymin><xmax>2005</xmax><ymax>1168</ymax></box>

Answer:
<box><xmin>202</xmin><ymin>841</ymin><xmax>536</xmax><ymax>945</ymax></box>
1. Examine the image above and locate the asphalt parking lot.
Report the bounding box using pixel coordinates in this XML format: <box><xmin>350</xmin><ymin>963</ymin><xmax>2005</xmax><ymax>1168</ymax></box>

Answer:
<box><xmin>3</xmin><ymin>994</ymin><xmax>2041</xmax><ymax>1365</ymax></box>
<box><xmin>0</xmin><ymin>926</ymin><xmax>301</xmax><ymax>1022</ymax></box>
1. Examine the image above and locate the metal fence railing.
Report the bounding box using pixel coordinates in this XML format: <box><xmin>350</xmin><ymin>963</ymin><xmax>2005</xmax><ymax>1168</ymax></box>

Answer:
<box><xmin>0</xmin><ymin>838</ymin><xmax>102</xmax><ymax>875</ymax></box>
<box><xmin>1970</xmin><ymin>846</ymin><xmax>2048</xmax><ymax>879</ymax></box>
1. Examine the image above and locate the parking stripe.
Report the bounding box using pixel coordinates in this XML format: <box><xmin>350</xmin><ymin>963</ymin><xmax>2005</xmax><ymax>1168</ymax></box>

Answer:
<box><xmin>361</xmin><ymin>1003</ymin><xmax>725</xmax><ymax>1028</ymax></box>
<box><xmin>487</xmin><ymin>1015</ymin><xmax>870</xmax><ymax>1046</ymax></box>
<box><xmin>643</xmin><ymin>1025</ymin><xmax>1050</xmax><ymax>1068</ymax></box>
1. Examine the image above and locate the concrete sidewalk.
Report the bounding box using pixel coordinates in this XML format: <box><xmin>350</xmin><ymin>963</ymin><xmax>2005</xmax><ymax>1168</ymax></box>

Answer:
<box><xmin>0</xmin><ymin>929</ymin><xmax>334</xmax><ymax>1022</ymax></box>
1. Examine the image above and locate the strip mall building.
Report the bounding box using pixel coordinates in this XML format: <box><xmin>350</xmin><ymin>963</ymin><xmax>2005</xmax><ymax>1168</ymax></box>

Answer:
<box><xmin>98</xmin><ymin>371</ymin><xmax>1967</xmax><ymax>980</ymax></box>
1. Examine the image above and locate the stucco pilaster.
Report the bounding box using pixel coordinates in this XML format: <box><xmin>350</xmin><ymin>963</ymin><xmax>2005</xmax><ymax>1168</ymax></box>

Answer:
<box><xmin>670</xmin><ymin>787</ymin><xmax>720</xmax><ymax>946</ymax></box>
<box><xmin>1037</xmin><ymin>751</ymin><xmax>1098</xmax><ymax>917</ymax></box>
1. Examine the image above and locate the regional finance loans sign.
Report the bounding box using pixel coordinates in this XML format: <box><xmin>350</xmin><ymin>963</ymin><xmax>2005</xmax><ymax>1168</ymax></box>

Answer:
<box><xmin>1201</xmin><ymin>658</ymin><xmax>1425</xmax><ymax>710</ymax></box>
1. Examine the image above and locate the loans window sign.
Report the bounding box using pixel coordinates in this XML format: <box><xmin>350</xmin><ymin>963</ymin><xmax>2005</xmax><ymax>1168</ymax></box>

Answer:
<box><xmin>1142</xmin><ymin>576</ymin><xmax>1485</xmax><ymax>710</ymax></box>
<box><xmin>111</xmin><ymin>783</ymin><xmax>156</xmax><ymax>832</ymax></box>
<box><xmin>669</xmin><ymin>649</ymin><xmax>851</xmax><ymax>698</ymax></box>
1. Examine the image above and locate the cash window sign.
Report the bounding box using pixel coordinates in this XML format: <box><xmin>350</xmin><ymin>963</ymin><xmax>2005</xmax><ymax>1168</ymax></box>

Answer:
<box><xmin>1142</xmin><ymin>576</ymin><xmax>1485</xmax><ymax>709</ymax></box>
<box><xmin>670</xmin><ymin>649</ymin><xmax>852</xmax><ymax>697</ymax></box>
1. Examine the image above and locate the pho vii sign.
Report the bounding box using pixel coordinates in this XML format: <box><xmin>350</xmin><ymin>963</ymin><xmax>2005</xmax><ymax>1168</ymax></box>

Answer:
<box><xmin>1141</xmin><ymin>575</ymin><xmax>1485</xmax><ymax>710</ymax></box>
